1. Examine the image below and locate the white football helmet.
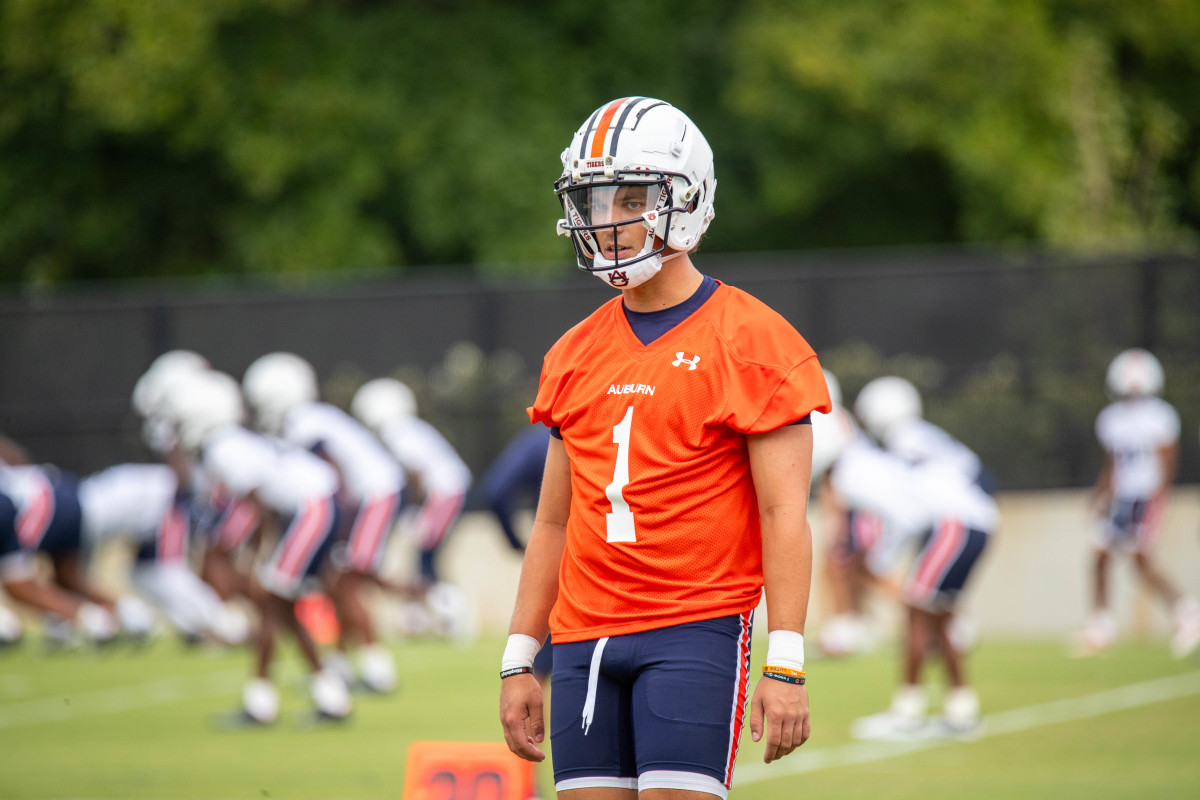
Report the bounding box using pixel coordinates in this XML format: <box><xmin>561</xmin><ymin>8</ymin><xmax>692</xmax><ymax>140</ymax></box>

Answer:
<box><xmin>555</xmin><ymin>97</ymin><xmax>716</xmax><ymax>289</ymax></box>
<box><xmin>1105</xmin><ymin>348</ymin><xmax>1164</xmax><ymax>398</ymax></box>
<box><xmin>854</xmin><ymin>376</ymin><xmax>923</xmax><ymax>443</ymax></box>
<box><xmin>169</xmin><ymin>370</ymin><xmax>245</xmax><ymax>450</ymax></box>
<box><xmin>132</xmin><ymin>350</ymin><xmax>210</xmax><ymax>418</ymax></box>
<box><xmin>351</xmin><ymin>378</ymin><xmax>417</xmax><ymax>431</ymax></box>
<box><xmin>242</xmin><ymin>352</ymin><xmax>318</xmax><ymax>434</ymax></box>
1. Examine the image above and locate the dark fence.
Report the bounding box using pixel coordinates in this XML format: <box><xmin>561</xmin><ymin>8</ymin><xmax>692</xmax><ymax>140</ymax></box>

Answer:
<box><xmin>1</xmin><ymin>247</ymin><xmax>1197</xmax><ymax>492</ymax></box>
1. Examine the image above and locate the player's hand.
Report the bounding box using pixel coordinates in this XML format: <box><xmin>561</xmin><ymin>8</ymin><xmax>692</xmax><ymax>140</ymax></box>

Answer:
<box><xmin>499</xmin><ymin>674</ymin><xmax>546</xmax><ymax>762</ymax></box>
<box><xmin>750</xmin><ymin>678</ymin><xmax>810</xmax><ymax>763</ymax></box>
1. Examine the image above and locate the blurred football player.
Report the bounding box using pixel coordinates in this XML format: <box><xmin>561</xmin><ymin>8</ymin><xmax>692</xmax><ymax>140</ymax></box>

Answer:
<box><xmin>129</xmin><ymin>350</ymin><xmax>255</xmax><ymax>626</ymax></box>
<box><xmin>171</xmin><ymin>370</ymin><xmax>352</xmax><ymax>724</ymax></box>
<box><xmin>809</xmin><ymin>372</ymin><xmax>876</xmax><ymax>659</ymax></box>
<box><xmin>243</xmin><ymin>353</ymin><xmax>404</xmax><ymax>693</ymax></box>
<box><xmin>477</xmin><ymin>424</ymin><xmax>553</xmax><ymax>553</ymax></box>
<box><xmin>351</xmin><ymin>378</ymin><xmax>471</xmax><ymax>584</ymax></box>
<box><xmin>1078</xmin><ymin>349</ymin><xmax>1198</xmax><ymax>658</ymax></box>
<box><xmin>0</xmin><ymin>463</ymin><xmax>120</xmax><ymax>646</ymax></box>
<box><xmin>854</xmin><ymin>375</ymin><xmax>994</xmax><ymax>492</ymax></box>
<box><xmin>352</xmin><ymin>377</ymin><xmax>473</xmax><ymax>639</ymax></box>
<box><xmin>825</xmin><ymin>428</ymin><xmax>996</xmax><ymax>739</ymax></box>
<box><xmin>78</xmin><ymin>462</ymin><xmax>247</xmax><ymax>646</ymax></box>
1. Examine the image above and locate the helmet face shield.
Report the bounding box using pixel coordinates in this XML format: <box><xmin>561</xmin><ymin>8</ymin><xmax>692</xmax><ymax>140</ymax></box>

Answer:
<box><xmin>557</xmin><ymin>173</ymin><xmax>677</xmax><ymax>272</ymax></box>
<box><xmin>566</xmin><ymin>182</ymin><xmax>659</xmax><ymax>229</ymax></box>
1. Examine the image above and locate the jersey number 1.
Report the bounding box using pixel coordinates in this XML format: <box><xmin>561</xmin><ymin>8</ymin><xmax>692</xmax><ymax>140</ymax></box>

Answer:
<box><xmin>605</xmin><ymin>406</ymin><xmax>637</xmax><ymax>543</ymax></box>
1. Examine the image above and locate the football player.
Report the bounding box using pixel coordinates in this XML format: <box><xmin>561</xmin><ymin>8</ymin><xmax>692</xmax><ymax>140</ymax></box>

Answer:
<box><xmin>78</xmin><ymin>462</ymin><xmax>247</xmax><ymax>646</ymax></box>
<box><xmin>0</xmin><ymin>463</ymin><xmax>120</xmax><ymax>646</ymax></box>
<box><xmin>242</xmin><ymin>353</ymin><xmax>405</xmax><ymax>692</ymax></box>
<box><xmin>499</xmin><ymin>98</ymin><xmax>830</xmax><ymax>798</ymax></box>
<box><xmin>854</xmin><ymin>375</ymin><xmax>993</xmax><ymax>491</ymax></box>
<box><xmin>477</xmin><ymin>424</ymin><xmax>553</xmax><ymax>554</ymax></box>
<box><xmin>171</xmin><ymin>370</ymin><xmax>352</xmax><ymax>724</ymax></box>
<box><xmin>825</xmin><ymin>430</ymin><xmax>996</xmax><ymax>740</ymax></box>
<box><xmin>351</xmin><ymin>378</ymin><xmax>472</xmax><ymax>599</ymax></box>
<box><xmin>1079</xmin><ymin>349</ymin><xmax>1199</xmax><ymax>658</ymax></box>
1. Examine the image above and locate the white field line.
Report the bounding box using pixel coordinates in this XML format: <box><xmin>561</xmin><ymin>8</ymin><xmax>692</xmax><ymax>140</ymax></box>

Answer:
<box><xmin>736</xmin><ymin>670</ymin><xmax>1200</xmax><ymax>787</ymax></box>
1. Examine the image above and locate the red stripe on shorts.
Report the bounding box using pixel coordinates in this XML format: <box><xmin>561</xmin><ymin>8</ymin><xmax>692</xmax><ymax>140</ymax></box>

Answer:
<box><xmin>725</xmin><ymin>609</ymin><xmax>754</xmax><ymax>787</ymax></box>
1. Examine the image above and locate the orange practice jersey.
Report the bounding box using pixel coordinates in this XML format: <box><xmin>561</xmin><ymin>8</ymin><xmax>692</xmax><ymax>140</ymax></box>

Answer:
<box><xmin>528</xmin><ymin>282</ymin><xmax>831</xmax><ymax>642</ymax></box>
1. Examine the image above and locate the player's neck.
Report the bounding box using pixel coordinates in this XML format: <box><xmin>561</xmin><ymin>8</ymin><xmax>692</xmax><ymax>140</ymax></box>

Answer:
<box><xmin>620</xmin><ymin>254</ymin><xmax>703</xmax><ymax>313</ymax></box>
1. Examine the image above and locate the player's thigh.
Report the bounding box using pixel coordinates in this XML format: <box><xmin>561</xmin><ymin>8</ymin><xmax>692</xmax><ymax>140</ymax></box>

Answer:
<box><xmin>632</xmin><ymin>615</ymin><xmax>751</xmax><ymax>787</ymax></box>
<box><xmin>550</xmin><ymin>639</ymin><xmax>637</xmax><ymax>785</ymax></box>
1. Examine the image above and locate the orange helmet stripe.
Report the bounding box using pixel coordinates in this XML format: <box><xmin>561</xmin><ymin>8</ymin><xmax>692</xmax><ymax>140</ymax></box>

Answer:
<box><xmin>589</xmin><ymin>98</ymin><xmax>629</xmax><ymax>159</ymax></box>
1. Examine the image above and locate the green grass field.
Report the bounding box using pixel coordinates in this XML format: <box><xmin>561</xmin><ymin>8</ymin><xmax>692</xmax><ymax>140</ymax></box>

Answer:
<box><xmin>1</xmin><ymin>634</ymin><xmax>1198</xmax><ymax>799</ymax></box>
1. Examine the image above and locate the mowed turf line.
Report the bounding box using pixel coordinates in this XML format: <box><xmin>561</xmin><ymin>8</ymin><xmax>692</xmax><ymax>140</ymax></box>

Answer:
<box><xmin>1</xmin><ymin>637</ymin><xmax>1198</xmax><ymax>799</ymax></box>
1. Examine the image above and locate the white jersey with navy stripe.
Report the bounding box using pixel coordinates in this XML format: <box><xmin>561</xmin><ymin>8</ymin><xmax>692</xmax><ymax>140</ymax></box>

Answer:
<box><xmin>830</xmin><ymin>437</ymin><xmax>932</xmax><ymax>576</ymax></box>
<box><xmin>378</xmin><ymin>415</ymin><xmax>471</xmax><ymax>496</ymax></box>
<box><xmin>282</xmin><ymin>402</ymin><xmax>404</xmax><ymax>500</ymax></box>
<box><xmin>201</xmin><ymin>426</ymin><xmax>337</xmax><ymax>513</ymax></box>
<box><xmin>910</xmin><ymin>459</ymin><xmax>999</xmax><ymax>533</ymax></box>
<box><xmin>884</xmin><ymin>417</ymin><xmax>982</xmax><ymax>480</ymax></box>
<box><xmin>78</xmin><ymin>463</ymin><xmax>176</xmax><ymax>544</ymax></box>
<box><xmin>1095</xmin><ymin>397</ymin><xmax>1180</xmax><ymax>500</ymax></box>
<box><xmin>832</xmin><ymin>437</ymin><xmax>997</xmax><ymax>576</ymax></box>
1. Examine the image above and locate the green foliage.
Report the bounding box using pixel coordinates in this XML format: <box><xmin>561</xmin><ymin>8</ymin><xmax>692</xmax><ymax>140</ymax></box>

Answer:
<box><xmin>730</xmin><ymin>0</ymin><xmax>1200</xmax><ymax>252</ymax></box>
<box><xmin>1</xmin><ymin>0</ymin><xmax>1199</xmax><ymax>284</ymax></box>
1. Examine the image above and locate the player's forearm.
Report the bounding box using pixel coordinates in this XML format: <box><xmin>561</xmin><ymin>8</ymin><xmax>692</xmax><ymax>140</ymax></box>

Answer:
<box><xmin>761</xmin><ymin>513</ymin><xmax>813</xmax><ymax>634</ymax></box>
<box><xmin>507</xmin><ymin>520</ymin><xmax>564</xmax><ymax>641</ymax></box>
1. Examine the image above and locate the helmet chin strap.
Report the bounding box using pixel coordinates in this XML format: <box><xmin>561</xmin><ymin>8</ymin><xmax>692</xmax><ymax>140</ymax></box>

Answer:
<box><xmin>592</xmin><ymin>248</ymin><xmax>685</xmax><ymax>290</ymax></box>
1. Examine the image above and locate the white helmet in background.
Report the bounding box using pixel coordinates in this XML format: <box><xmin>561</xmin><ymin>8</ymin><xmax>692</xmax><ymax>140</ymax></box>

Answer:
<box><xmin>350</xmin><ymin>378</ymin><xmax>417</xmax><ymax>431</ymax></box>
<box><xmin>170</xmin><ymin>371</ymin><xmax>245</xmax><ymax>450</ymax></box>
<box><xmin>1105</xmin><ymin>348</ymin><xmax>1164</xmax><ymax>398</ymax></box>
<box><xmin>132</xmin><ymin>350</ymin><xmax>210</xmax><ymax>418</ymax></box>
<box><xmin>823</xmin><ymin>369</ymin><xmax>843</xmax><ymax>409</ymax></box>
<box><xmin>555</xmin><ymin>97</ymin><xmax>716</xmax><ymax>290</ymax></box>
<box><xmin>242</xmin><ymin>352</ymin><xmax>318</xmax><ymax>434</ymax></box>
<box><xmin>854</xmin><ymin>376</ymin><xmax>923</xmax><ymax>443</ymax></box>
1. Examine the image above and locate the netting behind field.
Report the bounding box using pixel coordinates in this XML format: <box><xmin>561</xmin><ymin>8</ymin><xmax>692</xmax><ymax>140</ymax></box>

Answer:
<box><xmin>1</xmin><ymin>248</ymin><xmax>1196</xmax><ymax>491</ymax></box>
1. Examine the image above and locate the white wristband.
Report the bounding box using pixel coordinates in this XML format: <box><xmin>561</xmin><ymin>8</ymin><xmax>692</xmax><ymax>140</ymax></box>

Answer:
<box><xmin>501</xmin><ymin>633</ymin><xmax>542</xmax><ymax>672</ymax></box>
<box><xmin>765</xmin><ymin>630</ymin><xmax>805</xmax><ymax>672</ymax></box>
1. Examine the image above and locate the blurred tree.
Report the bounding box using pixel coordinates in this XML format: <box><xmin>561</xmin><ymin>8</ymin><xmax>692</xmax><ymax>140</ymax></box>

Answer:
<box><xmin>729</xmin><ymin>0</ymin><xmax>1200</xmax><ymax>251</ymax></box>
<box><xmin>0</xmin><ymin>0</ymin><xmax>1197</xmax><ymax>285</ymax></box>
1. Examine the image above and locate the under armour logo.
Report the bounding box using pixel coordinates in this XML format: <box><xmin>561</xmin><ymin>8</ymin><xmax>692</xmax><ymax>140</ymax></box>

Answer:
<box><xmin>672</xmin><ymin>352</ymin><xmax>700</xmax><ymax>370</ymax></box>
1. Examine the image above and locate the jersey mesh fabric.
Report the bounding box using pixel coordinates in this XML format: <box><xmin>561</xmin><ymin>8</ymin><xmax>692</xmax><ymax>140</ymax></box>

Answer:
<box><xmin>529</xmin><ymin>282</ymin><xmax>829</xmax><ymax>642</ymax></box>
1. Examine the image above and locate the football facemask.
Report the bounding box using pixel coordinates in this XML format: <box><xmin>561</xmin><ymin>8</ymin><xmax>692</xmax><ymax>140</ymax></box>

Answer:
<box><xmin>556</xmin><ymin>173</ymin><xmax>690</xmax><ymax>289</ymax></box>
